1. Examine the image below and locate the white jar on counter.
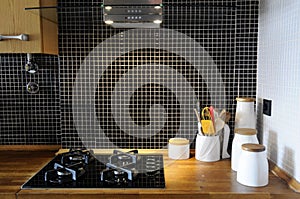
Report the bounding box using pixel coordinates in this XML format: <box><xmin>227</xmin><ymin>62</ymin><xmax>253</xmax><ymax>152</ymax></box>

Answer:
<box><xmin>231</xmin><ymin>128</ymin><xmax>259</xmax><ymax>171</ymax></box>
<box><xmin>168</xmin><ymin>138</ymin><xmax>190</xmax><ymax>160</ymax></box>
<box><xmin>237</xmin><ymin>143</ymin><xmax>268</xmax><ymax>187</ymax></box>
<box><xmin>235</xmin><ymin>97</ymin><xmax>256</xmax><ymax>129</ymax></box>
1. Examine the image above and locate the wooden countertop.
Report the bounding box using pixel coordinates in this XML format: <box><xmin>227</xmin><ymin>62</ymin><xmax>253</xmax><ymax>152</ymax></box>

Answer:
<box><xmin>0</xmin><ymin>150</ymin><xmax>57</xmax><ymax>199</ymax></box>
<box><xmin>0</xmin><ymin>150</ymin><xmax>299</xmax><ymax>199</ymax></box>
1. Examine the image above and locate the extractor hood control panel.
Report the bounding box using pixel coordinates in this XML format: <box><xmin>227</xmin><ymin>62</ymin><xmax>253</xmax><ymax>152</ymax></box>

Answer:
<box><xmin>103</xmin><ymin>0</ymin><xmax>163</xmax><ymax>28</ymax></box>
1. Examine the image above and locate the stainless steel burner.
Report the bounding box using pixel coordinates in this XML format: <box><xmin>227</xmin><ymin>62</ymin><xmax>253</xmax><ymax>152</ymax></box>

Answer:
<box><xmin>60</xmin><ymin>149</ymin><xmax>94</xmax><ymax>165</ymax></box>
<box><xmin>44</xmin><ymin>149</ymin><xmax>93</xmax><ymax>184</ymax></box>
<box><xmin>57</xmin><ymin>169</ymin><xmax>71</xmax><ymax>177</ymax></box>
<box><xmin>117</xmin><ymin>155</ymin><xmax>132</xmax><ymax>165</ymax></box>
<box><xmin>101</xmin><ymin>150</ymin><xmax>139</xmax><ymax>182</ymax></box>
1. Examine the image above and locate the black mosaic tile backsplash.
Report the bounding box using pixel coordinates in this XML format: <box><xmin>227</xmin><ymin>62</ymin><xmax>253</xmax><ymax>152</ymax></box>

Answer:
<box><xmin>0</xmin><ymin>0</ymin><xmax>259</xmax><ymax>148</ymax></box>
<box><xmin>0</xmin><ymin>54</ymin><xmax>60</xmax><ymax>144</ymax></box>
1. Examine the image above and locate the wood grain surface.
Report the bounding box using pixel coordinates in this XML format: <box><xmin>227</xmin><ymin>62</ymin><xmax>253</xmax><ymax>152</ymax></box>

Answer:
<box><xmin>0</xmin><ymin>151</ymin><xmax>57</xmax><ymax>199</ymax></box>
<box><xmin>0</xmin><ymin>145</ymin><xmax>60</xmax><ymax>151</ymax></box>
<box><xmin>0</xmin><ymin>0</ymin><xmax>58</xmax><ymax>54</ymax></box>
<box><xmin>0</xmin><ymin>150</ymin><xmax>299</xmax><ymax>199</ymax></box>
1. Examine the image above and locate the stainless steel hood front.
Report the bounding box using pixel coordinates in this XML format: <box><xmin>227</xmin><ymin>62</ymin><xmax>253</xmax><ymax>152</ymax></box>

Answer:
<box><xmin>103</xmin><ymin>0</ymin><xmax>162</xmax><ymax>28</ymax></box>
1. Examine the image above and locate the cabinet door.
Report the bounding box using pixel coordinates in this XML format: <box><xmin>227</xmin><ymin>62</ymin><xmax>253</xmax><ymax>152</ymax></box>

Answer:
<box><xmin>0</xmin><ymin>0</ymin><xmax>58</xmax><ymax>54</ymax></box>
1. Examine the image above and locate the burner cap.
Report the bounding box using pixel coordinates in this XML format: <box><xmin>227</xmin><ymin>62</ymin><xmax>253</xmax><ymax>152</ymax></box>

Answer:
<box><xmin>69</xmin><ymin>155</ymin><xmax>85</xmax><ymax>161</ymax></box>
<box><xmin>117</xmin><ymin>154</ymin><xmax>132</xmax><ymax>161</ymax></box>
<box><xmin>57</xmin><ymin>169</ymin><xmax>72</xmax><ymax>177</ymax></box>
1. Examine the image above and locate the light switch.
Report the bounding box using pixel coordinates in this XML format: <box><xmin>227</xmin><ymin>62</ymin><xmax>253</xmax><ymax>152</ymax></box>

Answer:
<box><xmin>263</xmin><ymin>99</ymin><xmax>272</xmax><ymax>116</ymax></box>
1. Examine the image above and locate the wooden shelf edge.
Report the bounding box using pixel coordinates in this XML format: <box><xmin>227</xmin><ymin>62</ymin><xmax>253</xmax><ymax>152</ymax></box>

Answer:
<box><xmin>0</xmin><ymin>145</ymin><xmax>60</xmax><ymax>151</ymax></box>
<box><xmin>269</xmin><ymin>160</ymin><xmax>300</xmax><ymax>193</ymax></box>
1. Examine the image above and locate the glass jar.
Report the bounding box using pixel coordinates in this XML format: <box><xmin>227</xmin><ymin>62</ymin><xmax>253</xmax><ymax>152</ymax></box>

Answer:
<box><xmin>235</xmin><ymin>97</ymin><xmax>256</xmax><ymax>129</ymax></box>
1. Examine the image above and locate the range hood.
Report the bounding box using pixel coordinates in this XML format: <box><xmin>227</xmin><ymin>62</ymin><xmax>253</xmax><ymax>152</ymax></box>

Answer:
<box><xmin>103</xmin><ymin>0</ymin><xmax>162</xmax><ymax>28</ymax></box>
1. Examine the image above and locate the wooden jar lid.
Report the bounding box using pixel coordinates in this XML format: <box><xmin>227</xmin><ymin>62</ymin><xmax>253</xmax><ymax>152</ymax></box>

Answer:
<box><xmin>234</xmin><ymin>128</ymin><xmax>257</xmax><ymax>135</ymax></box>
<box><xmin>236</xmin><ymin>97</ymin><xmax>255</xmax><ymax>102</ymax></box>
<box><xmin>169</xmin><ymin>138</ymin><xmax>189</xmax><ymax>145</ymax></box>
<box><xmin>242</xmin><ymin>143</ymin><xmax>265</xmax><ymax>152</ymax></box>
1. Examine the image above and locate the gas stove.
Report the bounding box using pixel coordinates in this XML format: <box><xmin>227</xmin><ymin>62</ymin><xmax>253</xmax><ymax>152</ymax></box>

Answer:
<box><xmin>22</xmin><ymin>149</ymin><xmax>165</xmax><ymax>189</ymax></box>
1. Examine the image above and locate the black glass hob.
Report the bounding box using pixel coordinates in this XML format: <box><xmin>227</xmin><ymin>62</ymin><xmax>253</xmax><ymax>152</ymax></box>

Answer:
<box><xmin>21</xmin><ymin>149</ymin><xmax>165</xmax><ymax>189</ymax></box>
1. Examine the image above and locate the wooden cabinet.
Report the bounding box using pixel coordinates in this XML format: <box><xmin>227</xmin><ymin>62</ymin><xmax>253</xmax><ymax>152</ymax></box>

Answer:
<box><xmin>0</xmin><ymin>0</ymin><xmax>58</xmax><ymax>55</ymax></box>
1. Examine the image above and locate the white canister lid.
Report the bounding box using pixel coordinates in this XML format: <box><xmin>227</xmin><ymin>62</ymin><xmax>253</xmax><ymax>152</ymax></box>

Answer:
<box><xmin>242</xmin><ymin>143</ymin><xmax>265</xmax><ymax>152</ymax></box>
<box><xmin>236</xmin><ymin>97</ymin><xmax>255</xmax><ymax>102</ymax></box>
<box><xmin>169</xmin><ymin>138</ymin><xmax>189</xmax><ymax>145</ymax></box>
<box><xmin>234</xmin><ymin>128</ymin><xmax>257</xmax><ymax>135</ymax></box>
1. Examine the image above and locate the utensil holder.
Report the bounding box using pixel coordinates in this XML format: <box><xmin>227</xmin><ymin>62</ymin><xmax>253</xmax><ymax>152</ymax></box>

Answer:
<box><xmin>195</xmin><ymin>134</ymin><xmax>220</xmax><ymax>162</ymax></box>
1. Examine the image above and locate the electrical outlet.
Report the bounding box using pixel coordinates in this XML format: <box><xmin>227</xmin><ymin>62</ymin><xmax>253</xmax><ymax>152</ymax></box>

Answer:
<box><xmin>263</xmin><ymin>99</ymin><xmax>272</xmax><ymax>116</ymax></box>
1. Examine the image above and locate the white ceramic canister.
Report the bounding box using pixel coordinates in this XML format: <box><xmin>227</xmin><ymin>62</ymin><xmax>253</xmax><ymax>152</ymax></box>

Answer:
<box><xmin>231</xmin><ymin>128</ymin><xmax>259</xmax><ymax>171</ymax></box>
<box><xmin>195</xmin><ymin>134</ymin><xmax>220</xmax><ymax>162</ymax></box>
<box><xmin>168</xmin><ymin>138</ymin><xmax>190</xmax><ymax>159</ymax></box>
<box><xmin>235</xmin><ymin>97</ymin><xmax>256</xmax><ymax>129</ymax></box>
<box><xmin>237</xmin><ymin>143</ymin><xmax>268</xmax><ymax>187</ymax></box>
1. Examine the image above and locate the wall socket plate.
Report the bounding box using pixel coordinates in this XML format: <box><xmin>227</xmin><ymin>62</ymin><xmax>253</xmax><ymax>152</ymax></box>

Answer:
<box><xmin>263</xmin><ymin>99</ymin><xmax>272</xmax><ymax>116</ymax></box>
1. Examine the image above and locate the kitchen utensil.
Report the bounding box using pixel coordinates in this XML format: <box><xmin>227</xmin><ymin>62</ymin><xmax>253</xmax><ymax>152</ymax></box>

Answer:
<box><xmin>219</xmin><ymin>109</ymin><xmax>226</xmax><ymax>120</ymax></box>
<box><xmin>209</xmin><ymin>105</ymin><xmax>215</xmax><ymax>126</ymax></box>
<box><xmin>225</xmin><ymin>112</ymin><xmax>231</xmax><ymax>123</ymax></box>
<box><xmin>193</xmin><ymin>108</ymin><xmax>201</xmax><ymax>123</ymax></box>
<box><xmin>201</xmin><ymin>120</ymin><xmax>215</xmax><ymax>135</ymax></box>
<box><xmin>215</xmin><ymin>118</ymin><xmax>225</xmax><ymax>133</ymax></box>
<box><xmin>197</xmin><ymin>121</ymin><xmax>204</xmax><ymax>136</ymax></box>
<box><xmin>194</xmin><ymin>109</ymin><xmax>205</xmax><ymax>136</ymax></box>
<box><xmin>201</xmin><ymin>107</ymin><xmax>215</xmax><ymax>135</ymax></box>
<box><xmin>0</xmin><ymin>34</ymin><xmax>29</xmax><ymax>41</ymax></box>
<box><xmin>201</xmin><ymin>107</ymin><xmax>212</xmax><ymax>120</ymax></box>
<box><xmin>221</xmin><ymin>124</ymin><xmax>230</xmax><ymax>159</ymax></box>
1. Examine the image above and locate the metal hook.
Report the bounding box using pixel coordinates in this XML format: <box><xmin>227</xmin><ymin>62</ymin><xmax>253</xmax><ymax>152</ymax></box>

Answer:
<box><xmin>25</xmin><ymin>53</ymin><xmax>38</xmax><ymax>74</ymax></box>
<box><xmin>26</xmin><ymin>82</ymin><xmax>39</xmax><ymax>94</ymax></box>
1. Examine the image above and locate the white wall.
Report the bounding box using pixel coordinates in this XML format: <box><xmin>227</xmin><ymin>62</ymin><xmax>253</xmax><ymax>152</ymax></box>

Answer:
<box><xmin>257</xmin><ymin>0</ymin><xmax>300</xmax><ymax>182</ymax></box>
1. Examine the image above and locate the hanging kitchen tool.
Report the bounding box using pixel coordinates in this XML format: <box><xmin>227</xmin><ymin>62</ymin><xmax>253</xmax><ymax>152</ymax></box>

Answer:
<box><xmin>26</xmin><ymin>82</ymin><xmax>39</xmax><ymax>94</ymax></box>
<box><xmin>24</xmin><ymin>53</ymin><xmax>39</xmax><ymax>94</ymax></box>
<box><xmin>25</xmin><ymin>53</ymin><xmax>38</xmax><ymax>74</ymax></box>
